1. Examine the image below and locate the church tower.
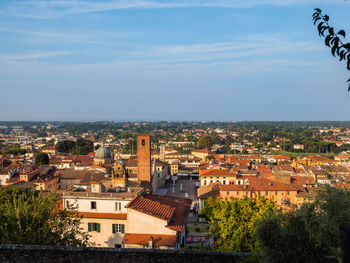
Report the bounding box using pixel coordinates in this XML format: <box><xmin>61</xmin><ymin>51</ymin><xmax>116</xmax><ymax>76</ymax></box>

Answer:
<box><xmin>112</xmin><ymin>159</ymin><xmax>128</xmax><ymax>188</ymax></box>
<box><xmin>137</xmin><ymin>135</ymin><xmax>151</xmax><ymax>182</ymax></box>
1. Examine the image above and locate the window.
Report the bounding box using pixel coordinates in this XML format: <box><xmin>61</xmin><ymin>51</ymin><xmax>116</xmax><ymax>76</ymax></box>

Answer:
<box><xmin>112</xmin><ymin>224</ymin><xmax>125</xmax><ymax>234</ymax></box>
<box><xmin>203</xmin><ymin>180</ymin><xmax>207</xmax><ymax>185</ymax></box>
<box><xmin>236</xmin><ymin>191</ymin><xmax>239</xmax><ymax>196</ymax></box>
<box><xmin>210</xmin><ymin>180</ymin><xmax>213</xmax><ymax>183</ymax></box>
<box><xmin>275</xmin><ymin>191</ymin><xmax>278</xmax><ymax>195</ymax></box>
<box><xmin>115</xmin><ymin>244</ymin><xmax>122</xmax><ymax>248</ymax></box>
<box><xmin>265</xmin><ymin>192</ymin><xmax>268</xmax><ymax>196</ymax></box>
<box><xmin>115</xmin><ymin>202</ymin><xmax>122</xmax><ymax>211</ymax></box>
<box><xmin>227</xmin><ymin>192</ymin><xmax>229</xmax><ymax>196</ymax></box>
<box><xmin>142</xmin><ymin>139</ymin><xmax>145</xmax><ymax>146</ymax></box>
<box><xmin>91</xmin><ymin>201</ymin><xmax>97</xmax><ymax>210</ymax></box>
<box><xmin>66</xmin><ymin>200</ymin><xmax>69</xmax><ymax>208</ymax></box>
<box><xmin>238</xmin><ymin>181</ymin><xmax>241</xmax><ymax>185</ymax></box>
<box><xmin>287</xmin><ymin>191</ymin><xmax>290</xmax><ymax>196</ymax></box>
<box><xmin>246</xmin><ymin>191</ymin><xmax>249</xmax><ymax>196</ymax></box>
<box><xmin>88</xmin><ymin>223</ymin><xmax>100</xmax><ymax>232</ymax></box>
<box><xmin>223</xmin><ymin>180</ymin><xmax>226</xmax><ymax>185</ymax></box>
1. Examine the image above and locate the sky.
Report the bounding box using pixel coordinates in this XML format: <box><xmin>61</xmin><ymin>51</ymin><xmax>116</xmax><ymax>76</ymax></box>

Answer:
<box><xmin>1</xmin><ymin>0</ymin><xmax>350</xmax><ymax>121</ymax></box>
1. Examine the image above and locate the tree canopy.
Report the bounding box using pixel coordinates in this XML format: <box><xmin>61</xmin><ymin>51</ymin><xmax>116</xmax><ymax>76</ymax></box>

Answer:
<box><xmin>256</xmin><ymin>186</ymin><xmax>350</xmax><ymax>263</ymax></box>
<box><xmin>0</xmin><ymin>187</ymin><xmax>89</xmax><ymax>246</ymax></box>
<box><xmin>200</xmin><ymin>196</ymin><xmax>276</xmax><ymax>252</ymax></box>
<box><xmin>197</xmin><ymin>135</ymin><xmax>213</xmax><ymax>150</ymax></box>
<box><xmin>35</xmin><ymin>152</ymin><xmax>49</xmax><ymax>166</ymax></box>
<box><xmin>55</xmin><ymin>138</ymin><xmax>93</xmax><ymax>155</ymax></box>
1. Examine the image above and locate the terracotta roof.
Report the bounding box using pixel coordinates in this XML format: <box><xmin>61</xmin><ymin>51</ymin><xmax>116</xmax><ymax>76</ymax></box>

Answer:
<box><xmin>122</xmin><ymin>234</ymin><xmax>176</xmax><ymax>247</ymax></box>
<box><xmin>248</xmin><ymin>177</ymin><xmax>297</xmax><ymax>191</ymax></box>
<box><xmin>126</xmin><ymin>194</ymin><xmax>191</xmax><ymax>232</ymax></box>
<box><xmin>271</xmin><ymin>155</ymin><xmax>290</xmax><ymax>160</ymax></box>
<box><xmin>221</xmin><ymin>177</ymin><xmax>298</xmax><ymax>192</ymax></box>
<box><xmin>126</xmin><ymin>195</ymin><xmax>175</xmax><ymax>221</ymax></box>
<box><xmin>78</xmin><ymin>212</ymin><xmax>127</xmax><ymax>219</ymax></box>
<box><xmin>290</xmin><ymin>176</ymin><xmax>315</xmax><ymax>185</ymax></box>
<box><xmin>199</xmin><ymin>169</ymin><xmax>236</xmax><ymax>177</ymax></box>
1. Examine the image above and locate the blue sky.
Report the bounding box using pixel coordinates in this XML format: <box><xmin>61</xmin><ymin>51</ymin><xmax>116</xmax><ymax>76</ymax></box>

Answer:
<box><xmin>0</xmin><ymin>0</ymin><xmax>350</xmax><ymax>121</ymax></box>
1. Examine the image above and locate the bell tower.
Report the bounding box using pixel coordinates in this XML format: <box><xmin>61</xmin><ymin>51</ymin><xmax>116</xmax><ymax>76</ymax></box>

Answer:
<box><xmin>137</xmin><ymin>135</ymin><xmax>151</xmax><ymax>182</ymax></box>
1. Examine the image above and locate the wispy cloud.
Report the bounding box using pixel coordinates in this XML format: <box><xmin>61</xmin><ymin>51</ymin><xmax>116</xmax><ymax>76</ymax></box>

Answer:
<box><xmin>130</xmin><ymin>35</ymin><xmax>324</xmax><ymax>65</ymax></box>
<box><xmin>0</xmin><ymin>51</ymin><xmax>70</xmax><ymax>63</ymax></box>
<box><xmin>3</xmin><ymin>0</ymin><xmax>349</xmax><ymax>19</ymax></box>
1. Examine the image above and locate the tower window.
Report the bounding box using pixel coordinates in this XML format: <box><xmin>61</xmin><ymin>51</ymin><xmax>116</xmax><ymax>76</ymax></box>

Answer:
<box><xmin>142</xmin><ymin>139</ymin><xmax>145</xmax><ymax>146</ymax></box>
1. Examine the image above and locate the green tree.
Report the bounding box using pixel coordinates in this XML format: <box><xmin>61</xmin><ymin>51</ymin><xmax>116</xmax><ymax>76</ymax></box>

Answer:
<box><xmin>35</xmin><ymin>152</ymin><xmax>49</xmax><ymax>166</ymax></box>
<box><xmin>0</xmin><ymin>187</ymin><xmax>89</xmax><ymax>246</ymax></box>
<box><xmin>72</xmin><ymin>138</ymin><xmax>93</xmax><ymax>155</ymax></box>
<box><xmin>200</xmin><ymin>196</ymin><xmax>276</xmax><ymax>252</ymax></box>
<box><xmin>256</xmin><ymin>186</ymin><xmax>350</xmax><ymax>263</ymax></box>
<box><xmin>313</xmin><ymin>8</ymin><xmax>350</xmax><ymax>90</ymax></box>
<box><xmin>55</xmin><ymin>140</ymin><xmax>76</xmax><ymax>153</ymax></box>
<box><xmin>197</xmin><ymin>135</ymin><xmax>213</xmax><ymax>150</ymax></box>
<box><xmin>121</xmin><ymin>138</ymin><xmax>137</xmax><ymax>154</ymax></box>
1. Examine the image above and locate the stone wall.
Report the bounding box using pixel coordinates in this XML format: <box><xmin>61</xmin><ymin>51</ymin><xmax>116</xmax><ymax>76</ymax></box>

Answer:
<box><xmin>0</xmin><ymin>244</ymin><xmax>244</xmax><ymax>263</ymax></box>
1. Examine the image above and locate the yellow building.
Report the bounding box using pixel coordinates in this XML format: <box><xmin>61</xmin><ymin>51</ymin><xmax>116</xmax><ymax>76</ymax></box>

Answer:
<box><xmin>41</xmin><ymin>146</ymin><xmax>56</xmax><ymax>156</ymax></box>
<box><xmin>191</xmin><ymin>149</ymin><xmax>210</xmax><ymax>161</ymax></box>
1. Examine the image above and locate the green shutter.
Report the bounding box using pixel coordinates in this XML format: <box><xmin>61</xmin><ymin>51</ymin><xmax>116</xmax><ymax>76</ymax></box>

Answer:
<box><xmin>88</xmin><ymin>223</ymin><xmax>91</xmax><ymax>232</ymax></box>
<box><xmin>96</xmin><ymin>223</ymin><xmax>100</xmax><ymax>232</ymax></box>
<box><xmin>121</xmin><ymin>224</ymin><xmax>125</xmax><ymax>234</ymax></box>
<box><xmin>112</xmin><ymin>224</ymin><xmax>116</xmax><ymax>233</ymax></box>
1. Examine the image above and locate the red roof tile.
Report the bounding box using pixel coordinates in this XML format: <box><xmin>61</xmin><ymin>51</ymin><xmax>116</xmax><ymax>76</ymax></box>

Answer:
<box><xmin>126</xmin><ymin>194</ymin><xmax>191</xmax><ymax>232</ymax></box>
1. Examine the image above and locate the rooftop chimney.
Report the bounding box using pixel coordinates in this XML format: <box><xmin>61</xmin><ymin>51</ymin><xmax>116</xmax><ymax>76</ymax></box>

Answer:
<box><xmin>148</xmin><ymin>236</ymin><xmax>153</xmax><ymax>249</ymax></box>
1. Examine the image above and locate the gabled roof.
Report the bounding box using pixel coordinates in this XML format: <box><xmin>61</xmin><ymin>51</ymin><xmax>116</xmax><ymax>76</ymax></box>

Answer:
<box><xmin>126</xmin><ymin>195</ymin><xmax>175</xmax><ymax>221</ymax></box>
<box><xmin>126</xmin><ymin>194</ymin><xmax>191</xmax><ymax>232</ymax></box>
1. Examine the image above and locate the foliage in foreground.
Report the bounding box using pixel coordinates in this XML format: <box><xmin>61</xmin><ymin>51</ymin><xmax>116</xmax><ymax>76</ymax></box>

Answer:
<box><xmin>200</xmin><ymin>196</ymin><xmax>276</xmax><ymax>252</ymax></box>
<box><xmin>0</xmin><ymin>187</ymin><xmax>89</xmax><ymax>246</ymax></box>
<box><xmin>256</xmin><ymin>186</ymin><xmax>350</xmax><ymax>263</ymax></box>
<box><xmin>313</xmin><ymin>8</ymin><xmax>350</xmax><ymax>91</ymax></box>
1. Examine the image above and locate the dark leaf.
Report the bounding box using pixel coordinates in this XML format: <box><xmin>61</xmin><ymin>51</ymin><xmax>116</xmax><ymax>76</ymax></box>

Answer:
<box><xmin>331</xmin><ymin>45</ymin><xmax>337</xmax><ymax>57</ymax></box>
<box><xmin>338</xmin><ymin>30</ymin><xmax>346</xmax><ymax>38</ymax></box>
<box><xmin>325</xmin><ymin>35</ymin><xmax>331</xmax><ymax>47</ymax></box>
<box><xmin>314</xmin><ymin>17</ymin><xmax>321</xmax><ymax>25</ymax></box>
<box><xmin>329</xmin><ymin>27</ymin><xmax>334</xmax><ymax>35</ymax></box>
<box><xmin>315</xmin><ymin>8</ymin><xmax>322</xmax><ymax>13</ymax></box>
<box><xmin>324</xmin><ymin>15</ymin><xmax>329</xmax><ymax>21</ymax></box>
<box><xmin>320</xmin><ymin>27</ymin><xmax>328</xmax><ymax>37</ymax></box>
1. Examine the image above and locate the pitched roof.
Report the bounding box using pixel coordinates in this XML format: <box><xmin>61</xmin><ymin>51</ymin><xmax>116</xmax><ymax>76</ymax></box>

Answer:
<box><xmin>126</xmin><ymin>194</ymin><xmax>191</xmax><ymax>232</ymax></box>
<box><xmin>221</xmin><ymin>177</ymin><xmax>298</xmax><ymax>192</ymax></box>
<box><xmin>122</xmin><ymin>234</ymin><xmax>176</xmax><ymax>247</ymax></box>
<box><xmin>199</xmin><ymin>169</ymin><xmax>236</xmax><ymax>177</ymax></box>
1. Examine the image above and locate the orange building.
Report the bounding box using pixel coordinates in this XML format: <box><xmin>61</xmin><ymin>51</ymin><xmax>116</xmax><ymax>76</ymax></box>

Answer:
<box><xmin>220</xmin><ymin>177</ymin><xmax>298</xmax><ymax>208</ymax></box>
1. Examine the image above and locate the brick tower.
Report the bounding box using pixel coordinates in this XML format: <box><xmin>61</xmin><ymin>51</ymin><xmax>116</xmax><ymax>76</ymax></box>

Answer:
<box><xmin>137</xmin><ymin>135</ymin><xmax>151</xmax><ymax>182</ymax></box>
